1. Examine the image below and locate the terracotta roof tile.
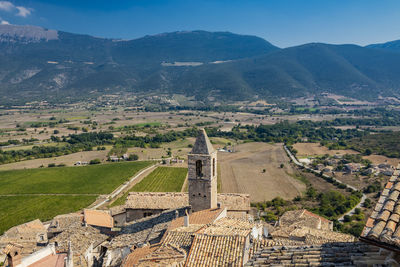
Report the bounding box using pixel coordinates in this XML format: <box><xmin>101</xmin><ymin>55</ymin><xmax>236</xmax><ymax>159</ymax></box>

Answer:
<box><xmin>186</xmin><ymin>235</ymin><xmax>246</xmax><ymax>267</ymax></box>
<box><xmin>361</xmin><ymin>167</ymin><xmax>400</xmax><ymax>250</ymax></box>
<box><xmin>27</xmin><ymin>253</ymin><xmax>67</xmax><ymax>267</ymax></box>
<box><xmin>123</xmin><ymin>245</ymin><xmax>158</xmax><ymax>267</ymax></box>
<box><xmin>386</xmin><ymin>182</ymin><xmax>394</xmax><ymax>189</ymax></box>
<box><xmin>84</xmin><ymin>209</ymin><xmax>113</xmax><ymax>228</ymax></box>
<box><xmin>125</xmin><ymin>192</ymin><xmax>250</xmax><ymax>211</ymax></box>
<box><xmin>365</xmin><ymin>218</ymin><xmax>375</xmax><ymax>228</ymax></box>
<box><xmin>168</xmin><ymin>208</ymin><xmax>224</xmax><ymax>231</ymax></box>
<box><xmin>389</xmin><ymin>190</ymin><xmax>400</xmax><ymax>201</ymax></box>
<box><xmin>377</xmin><ymin>210</ymin><xmax>391</xmax><ymax>222</ymax></box>
<box><xmin>383</xmin><ymin>200</ymin><xmax>396</xmax><ymax>212</ymax></box>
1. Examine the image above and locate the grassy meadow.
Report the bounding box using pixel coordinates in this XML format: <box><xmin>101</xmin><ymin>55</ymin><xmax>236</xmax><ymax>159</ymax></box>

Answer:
<box><xmin>111</xmin><ymin>166</ymin><xmax>187</xmax><ymax>206</ymax></box>
<box><xmin>0</xmin><ymin>161</ymin><xmax>153</xmax><ymax>234</ymax></box>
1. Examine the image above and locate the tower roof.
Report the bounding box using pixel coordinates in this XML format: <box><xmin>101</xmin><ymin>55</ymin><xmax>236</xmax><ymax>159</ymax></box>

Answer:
<box><xmin>190</xmin><ymin>129</ymin><xmax>215</xmax><ymax>155</ymax></box>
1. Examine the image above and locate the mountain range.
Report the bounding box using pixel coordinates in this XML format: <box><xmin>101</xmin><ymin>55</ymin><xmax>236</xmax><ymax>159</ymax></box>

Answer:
<box><xmin>1</xmin><ymin>24</ymin><xmax>400</xmax><ymax>104</ymax></box>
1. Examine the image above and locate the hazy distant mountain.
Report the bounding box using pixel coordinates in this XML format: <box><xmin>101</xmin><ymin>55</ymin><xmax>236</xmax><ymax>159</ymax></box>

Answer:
<box><xmin>0</xmin><ymin>24</ymin><xmax>58</xmax><ymax>43</ymax></box>
<box><xmin>1</xmin><ymin>24</ymin><xmax>400</xmax><ymax>104</ymax></box>
<box><xmin>366</xmin><ymin>39</ymin><xmax>400</xmax><ymax>53</ymax></box>
<box><xmin>169</xmin><ymin>43</ymin><xmax>400</xmax><ymax>100</ymax></box>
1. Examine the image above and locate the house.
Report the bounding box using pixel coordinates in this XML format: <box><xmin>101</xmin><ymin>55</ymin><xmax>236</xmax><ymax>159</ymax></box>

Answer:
<box><xmin>83</xmin><ymin>209</ymin><xmax>114</xmax><ymax>233</ymax></box>
<box><xmin>278</xmin><ymin>209</ymin><xmax>333</xmax><ymax>231</ymax></box>
<box><xmin>47</xmin><ymin>213</ymin><xmax>84</xmax><ymax>238</ymax></box>
<box><xmin>0</xmin><ymin>219</ymin><xmax>47</xmax><ymax>257</ymax></box>
<box><xmin>121</xmin><ymin>208</ymin><xmax>263</xmax><ymax>267</ymax></box>
<box><xmin>111</xmin><ymin>192</ymin><xmax>250</xmax><ymax>224</ymax></box>
<box><xmin>109</xmin><ymin>156</ymin><xmax>119</xmax><ymax>162</ymax></box>
<box><xmin>3</xmin><ymin>243</ymin><xmax>70</xmax><ymax>267</ymax></box>
<box><xmin>344</xmin><ymin>163</ymin><xmax>362</xmax><ymax>173</ymax></box>
<box><xmin>360</xmin><ymin>163</ymin><xmax>400</xmax><ymax>264</ymax></box>
<box><xmin>50</xmin><ymin>222</ymin><xmax>109</xmax><ymax>267</ymax></box>
<box><xmin>315</xmin><ymin>163</ymin><xmax>325</xmax><ymax>171</ymax></box>
<box><xmin>323</xmin><ymin>166</ymin><xmax>334</xmax><ymax>173</ymax></box>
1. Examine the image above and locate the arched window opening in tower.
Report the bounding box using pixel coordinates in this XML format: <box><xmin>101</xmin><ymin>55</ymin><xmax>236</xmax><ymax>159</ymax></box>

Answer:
<box><xmin>213</xmin><ymin>158</ymin><xmax>216</xmax><ymax>176</ymax></box>
<box><xmin>196</xmin><ymin>160</ymin><xmax>202</xmax><ymax>177</ymax></box>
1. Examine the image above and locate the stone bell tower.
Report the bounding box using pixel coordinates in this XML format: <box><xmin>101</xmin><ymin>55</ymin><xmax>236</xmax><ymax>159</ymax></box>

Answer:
<box><xmin>188</xmin><ymin>129</ymin><xmax>217</xmax><ymax>212</ymax></box>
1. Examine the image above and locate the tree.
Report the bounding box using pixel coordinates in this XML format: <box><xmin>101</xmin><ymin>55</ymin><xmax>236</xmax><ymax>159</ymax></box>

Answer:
<box><xmin>128</xmin><ymin>154</ymin><xmax>139</xmax><ymax>161</ymax></box>
<box><xmin>364</xmin><ymin>148</ymin><xmax>372</xmax><ymax>156</ymax></box>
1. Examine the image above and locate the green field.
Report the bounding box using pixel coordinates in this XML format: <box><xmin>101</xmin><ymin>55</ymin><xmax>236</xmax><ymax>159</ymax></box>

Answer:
<box><xmin>0</xmin><ymin>195</ymin><xmax>96</xmax><ymax>235</ymax></box>
<box><xmin>0</xmin><ymin>161</ymin><xmax>152</xmax><ymax>194</ymax></box>
<box><xmin>0</xmin><ymin>161</ymin><xmax>153</xmax><ymax>234</ymax></box>
<box><xmin>111</xmin><ymin>166</ymin><xmax>187</xmax><ymax>206</ymax></box>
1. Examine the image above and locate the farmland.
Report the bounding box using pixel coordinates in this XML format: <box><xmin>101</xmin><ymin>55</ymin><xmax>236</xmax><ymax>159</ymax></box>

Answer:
<box><xmin>218</xmin><ymin>142</ymin><xmax>305</xmax><ymax>202</ymax></box>
<box><xmin>111</xmin><ymin>166</ymin><xmax>187</xmax><ymax>206</ymax></box>
<box><xmin>0</xmin><ymin>161</ymin><xmax>152</xmax><ymax>194</ymax></box>
<box><xmin>293</xmin><ymin>143</ymin><xmax>358</xmax><ymax>158</ymax></box>
<box><xmin>0</xmin><ymin>195</ymin><xmax>95</xmax><ymax>235</ymax></box>
<box><xmin>0</xmin><ymin>161</ymin><xmax>152</xmax><ymax>234</ymax></box>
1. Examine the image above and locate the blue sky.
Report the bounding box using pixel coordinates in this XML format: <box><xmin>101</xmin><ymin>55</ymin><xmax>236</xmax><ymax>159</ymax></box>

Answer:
<box><xmin>0</xmin><ymin>0</ymin><xmax>399</xmax><ymax>47</ymax></box>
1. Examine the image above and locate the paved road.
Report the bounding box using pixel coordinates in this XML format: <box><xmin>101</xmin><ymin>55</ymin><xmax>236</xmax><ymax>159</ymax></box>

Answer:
<box><xmin>283</xmin><ymin>145</ymin><xmax>366</xmax><ymax>222</ymax></box>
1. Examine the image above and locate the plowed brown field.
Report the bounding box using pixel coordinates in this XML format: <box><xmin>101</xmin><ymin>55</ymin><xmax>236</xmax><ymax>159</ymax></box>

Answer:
<box><xmin>219</xmin><ymin>142</ymin><xmax>305</xmax><ymax>202</ymax></box>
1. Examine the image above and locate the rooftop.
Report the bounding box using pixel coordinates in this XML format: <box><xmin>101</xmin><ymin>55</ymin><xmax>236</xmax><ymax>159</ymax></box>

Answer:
<box><xmin>190</xmin><ymin>129</ymin><xmax>215</xmax><ymax>155</ymax></box>
<box><xmin>167</xmin><ymin>208</ymin><xmax>224</xmax><ymax>231</ymax></box>
<box><xmin>48</xmin><ymin>213</ymin><xmax>83</xmax><ymax>233</ymax></box>
<box><xmin>245</xmin><ymin>242</ymin><xmax>384</xmax><ymax>266</ymax></box>
<box><xmin>27</xmin><ymin>253</ymin><xmax>66</xmax><ymax>267</ymax></box>
<box><xmin>361</xmin><ymin>165</ymin><xmax>400</xmax><ymax>251</ymax></box>
<box><xmin>186</xmin><ymin>234</ymin><xmax>246</xmax><ymax>267</ymax></box>
<box><xmin>125</xmin><ymin>192</ymin><xmax>250</xmax><ymax>211</ymax></box>
<box><xmin>50</xmin><ymin>222</ymin><xmax>108</xmax><ymax>256</ymax></box>
<box><xmin>84</xmin><ymin>209</ymin><xmax>113</xmax><ymax>228</ymax></box>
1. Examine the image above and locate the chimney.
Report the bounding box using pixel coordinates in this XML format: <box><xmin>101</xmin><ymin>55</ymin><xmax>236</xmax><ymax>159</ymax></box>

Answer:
<box><xmin>184</xmin><ymin>209</ymin><xmax>189</xmax><ymax>227</ymax></box>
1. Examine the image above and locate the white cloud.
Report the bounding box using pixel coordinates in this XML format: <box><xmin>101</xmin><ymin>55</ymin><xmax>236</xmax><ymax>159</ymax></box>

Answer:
<box><xmin>0</xmin><ymin>1</ymin><xmax>32</xmax><ymax>17</ymax></box>
<box><xmin>0</xmin><ymin>1</ymin><xmax>13</xmax><ymax>12</ymax></box>
<box><xmin>16</xmin><ymin>6</ymin><xmax>31</xmax><ymax>17</ymax></box>
<box><xmin>1</xmin><ymin>19</ymin><xmax>9</xmax><ymax>24</ymax></box>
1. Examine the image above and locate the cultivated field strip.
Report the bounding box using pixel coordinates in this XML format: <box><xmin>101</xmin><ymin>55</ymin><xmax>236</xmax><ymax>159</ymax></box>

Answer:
<box><xmin>0</xmin><ymin>161</ymin><xmax>152</xmax><ymax>234</ymax></box>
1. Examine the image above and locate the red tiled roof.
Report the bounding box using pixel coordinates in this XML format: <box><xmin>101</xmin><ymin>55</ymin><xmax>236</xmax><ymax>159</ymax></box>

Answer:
<box><xmin>168</xmin><ymin>208</ymin><xmax>224</xmax><ymax>231</ymax></box>
<box><xmin>186</xmin><ymin>234</ymin><xmax>246</xmax><ymax>267</ymax></box>
<box><xmin>27</xmin><ymin>253</ymin><xmax>66</xmax><ymax>267</ymax></box>
<box><xmin>361</xmin><ymin>164</ymin><xmax>400</xmax><ymax>251</ymax></box>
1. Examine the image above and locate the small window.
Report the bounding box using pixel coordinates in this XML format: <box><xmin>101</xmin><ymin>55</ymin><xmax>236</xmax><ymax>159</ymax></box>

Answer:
<box><xmin>213</xmin><ymin>158</ymin><xmax>216</xmax><ymax>176</ymax></box>
<box><xmin>196</xmin><ymin>160</ymin><xmax>202</xmax><ymax>177</ymax></box>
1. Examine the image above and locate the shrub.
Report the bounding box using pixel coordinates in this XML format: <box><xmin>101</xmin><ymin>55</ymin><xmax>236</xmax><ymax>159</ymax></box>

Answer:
<box><xmin>48</xmin><ymin>163</ymin><xmax>56</xmax><ymax>168</ymax></box>
<box><xmin>89</xmin><ymin>158</ymin><xmax>101</xmax><ymax>165</ymax></box>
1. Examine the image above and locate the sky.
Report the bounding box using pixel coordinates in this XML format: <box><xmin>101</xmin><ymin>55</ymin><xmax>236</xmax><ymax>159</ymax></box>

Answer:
<box><xmin>0</xmin><ymin>0</ymin><xmax>399</xmax><ymax>48</ymax></box>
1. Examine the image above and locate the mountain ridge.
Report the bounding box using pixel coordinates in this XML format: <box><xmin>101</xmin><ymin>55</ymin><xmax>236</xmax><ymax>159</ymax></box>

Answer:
<box><xmin>1</xmin><ymin>24</ymin><xmax>400</xmax><ymax>104</ymax></box>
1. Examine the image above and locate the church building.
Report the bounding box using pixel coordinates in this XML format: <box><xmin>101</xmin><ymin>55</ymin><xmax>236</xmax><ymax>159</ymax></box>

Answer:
<box><xmin>111</xmin><ymin>129</ymin><xmax>250</xmax><ymax>225</ymax></box>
